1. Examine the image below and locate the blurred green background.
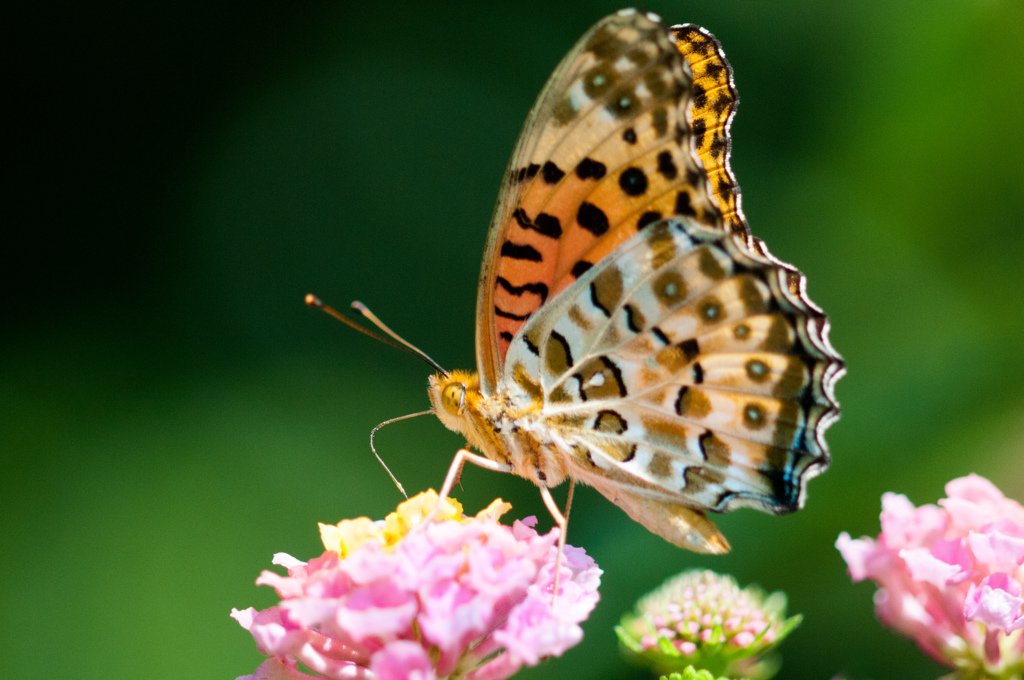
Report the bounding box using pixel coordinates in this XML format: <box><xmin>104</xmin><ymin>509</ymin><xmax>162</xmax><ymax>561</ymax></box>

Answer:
<box><xmin>4</xmin><ymin>1</ymin><xmax>1023</xmax><ymax>678</ymax></box>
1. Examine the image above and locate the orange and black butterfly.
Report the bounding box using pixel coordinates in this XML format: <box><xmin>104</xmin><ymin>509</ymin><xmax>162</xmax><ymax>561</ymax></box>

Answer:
<box><xmin>418</xmin><ymin>9</ymin><xmax>844</xmax><ymax>553</ymax></box>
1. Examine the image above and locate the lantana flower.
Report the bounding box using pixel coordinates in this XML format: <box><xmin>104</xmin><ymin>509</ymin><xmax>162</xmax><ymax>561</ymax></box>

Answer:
<box><xmin>233</xmin><ymin>491</ymin><xmax>601</xmax><ymax>680</ymax></box>
<box><xmin>837</xmin><ymin>473</ymin><xmax>1024</xmax><ymax>677</ymax></box>
<box><xmin>616</xmin><ymin>569</ymin><xmax>801</xmax><ymax>680</ymax></box>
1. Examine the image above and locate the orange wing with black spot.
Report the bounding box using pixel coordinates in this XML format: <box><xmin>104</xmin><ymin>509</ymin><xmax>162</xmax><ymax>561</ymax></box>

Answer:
<box><xmin>474</xmin><ymin>10</ymin><xmax>748</xmax><ymax>393</ymax></box>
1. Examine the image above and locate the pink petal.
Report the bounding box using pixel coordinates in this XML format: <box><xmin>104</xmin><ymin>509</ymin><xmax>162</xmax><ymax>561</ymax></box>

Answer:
<box><xmin>256</xmin><ymin>570</ymin><xmax>307</xmax><ymax>599</ymax></box>
<box><xmin>941</xmin><ymin>497</ymin><xmax>997</xmax><ymax>534</ymax></box>
<box><xmin>272</xmin><ymin>553</ymin><xmax>308</xmax><ymax>571</ymax></box>
<box><xmin>418</xmin><ymin>580</ymin><xmax>492</xmax><ymax>659</ymax></box>
<box><xmin>280</xmin><ymin>597</ymin><xmax>340</xmax><ymax>628</ymax></box>
<box><xmin>879</xmin><ymin>493</ymin><xmax>947</xmax><ymax>549</ymax></box>
<box><xmin>491</xmin><ymin>594</ymin><xmax>583</xmax><ymax>666</ymax></box>
<box><xmin>339</xmin><ymin>542</ymin><xmax>402</xmax><ymax>584</ymax></box>
<box><xmin>370</xmin><ymin>641</ymin><xmax>436</xmax><ymax>680</ymax></box>
<box><xmin>899</xmin><ymin>547</ymin><xmax>965</xmax><ymax>587</ymax></box>
<box><xmin>232</xmin><ymin>607</ymin><xmax>258</xmax><ymax>631</ymax></box>
<box><xmin>335</xmin><ymin>583</ymin><xmax>418</xmax><ymax>645</ymax></box>
<box><xmin>245</xmin><ymin>607</ymin><xmax>303</xmax><ymax>656</ymax></box>
<box><xmin>462</xmin><ymin>542</ymin><xmax>536</xmax><ymax>601</ymax></box>
<box><xmin>946</xmin><ymin>474</ymin><xmax>1008</xmax><ymax>504</ymax></box>
<box><xmin>969</xmin><ymin>526</ymin><xmax>1024</xmax><ymax>567</ymax></box>
<box><xmin>836</xmin><ymin>533</ymin><xmax>873</xmax><ymax>581</ymax></box>
<box><xmin>940</xmin><ymin>475</ymin><xmax>1024</xmax><ymax>532</ymax></box>
<box><xmin>237</xmin><ymin>657</ymin><xmax>325</xmax><ymax>680</ymax></box>
<box><xmin>464</xmin><ymin>651</ymin><xmax>522</xmax><ymax>680</ymax></box>
<box><xmin>931</xmin><ymin>538</ymin><xmax>974</xmax><ymax>583</ymax></box>
<box><xmin>964</xmin><ymin>573</ymin><xmax>1024</xmax><ymax>634</ymax></box>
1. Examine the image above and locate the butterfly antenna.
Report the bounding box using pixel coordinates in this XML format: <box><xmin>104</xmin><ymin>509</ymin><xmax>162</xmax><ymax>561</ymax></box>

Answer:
<box><xmin>369</xmin><ymin>409</ymin><xmax>435</xmax><ymax>499</ymax></box>
<box><xmin>305</xmin><ymin>294</ymin><xmax>449</xmax><ymax>376</ymax></box>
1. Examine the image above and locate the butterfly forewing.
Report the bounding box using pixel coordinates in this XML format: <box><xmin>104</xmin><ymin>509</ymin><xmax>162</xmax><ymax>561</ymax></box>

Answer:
<box><xmin>476</xmin><ymin>10</ymin><xmax>736</xmax><ymax>392</ymax></box>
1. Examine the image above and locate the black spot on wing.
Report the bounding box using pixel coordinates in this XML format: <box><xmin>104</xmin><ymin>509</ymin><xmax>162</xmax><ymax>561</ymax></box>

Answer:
<box><xmin>494</xmin><ymin>306</ymin><xmax>531</xmax><ymax>321</ymax></box>
<box><xmin>637</xmin><ymin>211</ymin><xmax>662</xmax><ymax>230</ymax></box>
<box><xmin>533</xmin><ymin>213</ymin><xmax>562</xmax><ymax>238</ymax></box>
<box><xmin>496</xmin><ymin>276</ymin><xmax>549</xmax><ymax>302</ymax></box>
<box><xmin>656</xmin><ymin>151</ymin><xmax>678</xmax><ymax>180</ymax></box>
<box><xmin>711</xmin><ymin>134</ymin><xmax>727</xmax><ymax>161</ymax></box>
<box><xmin>619</xmin><ymin>167</ymin><xmax>649</xmax><ymax>196</ymax></box>
<box><xmin>679</xmin><ymin>338</ymin><xmax>700</xmax><ymax>363</ymax></box>
<box><xmin>571</xmin><ymin>260</ymin><xmax>593</xmax><ymax>278</ymax></box>
<box><xmin>691</xmin><ymin>83</ymin><xmax>707</xmax><ymax>109</ymax></box>
<box><xmin>692</xmin><ymin>119</ymin><xmax>707</xmax><ymax>147</ymax></box>
<box><xmin>577</xmin><ymin>202</ymin><xmax>610</xmax><ymax>236</ymax></box>
<box><xmin>675</xmin><ymin>191</ymin><xmax>697</xmax><ymax>217</ymax></box>
<box><xmin>500</xmin><ymin>242</ymin><xmax>542</xmax><ymax>261</ymax></box>
<box><xmin>576</xmin><ymin>158</ymin><xmax>607</xmax><ymax>180</ymax></box>
<box><xmin>541</xmin><ymin>161</ymin><xmax>565</xmax><ymax>184</ymax></box>
<box><xmin>512</xmin><ymin>208</ymin><xmax>561</xmax><ymax>238</ymax></box>
<box><xmin>513</xmin><ymin>164</ymin><xmax>541</xmax><ymax>183</ymax></box>
<box><xmin>623</xmin><ymin>128</ymin><xmax>637</xmax><ymax>144</ymax></box>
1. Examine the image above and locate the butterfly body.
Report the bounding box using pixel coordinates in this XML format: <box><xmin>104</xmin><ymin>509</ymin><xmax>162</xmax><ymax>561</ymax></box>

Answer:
<box><xmin>425</xmin><ymin>9</ymin><xmax>843</xmax><ymax>553</ymax></box>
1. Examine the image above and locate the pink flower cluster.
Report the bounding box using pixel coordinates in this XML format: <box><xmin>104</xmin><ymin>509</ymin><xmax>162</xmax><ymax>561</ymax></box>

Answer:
<box><xmin>232</xmin><ymin>492</ymin><xmax>601</xmax><ymax>680</ymax></box>
<box><xmin>837</xmin><ymin>474</ymin><xmax>1024</xmax><ymax>675</ymax></box>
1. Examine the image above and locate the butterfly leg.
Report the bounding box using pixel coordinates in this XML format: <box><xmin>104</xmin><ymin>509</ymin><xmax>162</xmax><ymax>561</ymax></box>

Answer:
<box><xmin>539</xmin><ymin>479</ymin><xmax>575</xmax><ymax>606</ymax></box>
<box><xmin>424</xmin><ymin>448</ymin><xmax>513</xmax><ymax>525</ymax></box>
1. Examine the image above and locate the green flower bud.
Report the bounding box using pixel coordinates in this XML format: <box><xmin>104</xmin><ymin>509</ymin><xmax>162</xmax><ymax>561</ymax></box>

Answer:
<box><xmin>617</xmin><ymin>570</ymin><xmax>801</xmax><ymax>680</ymax></box>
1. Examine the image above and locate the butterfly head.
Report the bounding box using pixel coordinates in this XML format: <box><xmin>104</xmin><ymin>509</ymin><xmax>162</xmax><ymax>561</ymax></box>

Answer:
<box><xmin>428</xmin><ymin>369</ymin><xmax>485</xmax><ymax>438</ymax></box>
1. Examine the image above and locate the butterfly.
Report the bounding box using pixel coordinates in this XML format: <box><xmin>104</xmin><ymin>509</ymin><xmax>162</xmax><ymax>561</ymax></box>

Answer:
<box><xmin>422</xmin><ymin>9</ymin><xmax>844</xmax><ymax>554</ymax></box>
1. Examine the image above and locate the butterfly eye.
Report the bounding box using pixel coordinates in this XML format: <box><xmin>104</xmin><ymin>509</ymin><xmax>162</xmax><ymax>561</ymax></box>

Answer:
<box><xmin>441</xmin><ymin>382</ymin><xmax>467</xmax><ymax>416</ymax></box>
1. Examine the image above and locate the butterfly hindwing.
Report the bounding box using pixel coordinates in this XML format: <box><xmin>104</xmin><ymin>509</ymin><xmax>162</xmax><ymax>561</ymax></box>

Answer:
<box><xmin>476</xmin><ymin>10</ymin><xmax>735</xmax><ymax>392</ymax></box>
<box><xmin>500</xmin><ymin>216</ymin><xmax>842</xmax><ymax>518</ymax></box>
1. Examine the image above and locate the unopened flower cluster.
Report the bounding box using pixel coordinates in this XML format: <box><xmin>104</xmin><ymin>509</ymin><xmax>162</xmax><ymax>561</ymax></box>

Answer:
<box><xmin>232</xmin><ymin>491</ymin><xmax>601</xmax><ymax>680</ymax></box>
<box><xmin>837</xmin><ymin>473</ymin><xmax>1024</xmax><ymax>677</ymax></box>
<box><xmin>616</xmin><ymin>569</ymin><xmax>800</xmax><ymax>680</ymax></box>
<box><xmin>662</xmin><ymin>666</ymin><xmax>734</xmax><ymax>680</ymax></box>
